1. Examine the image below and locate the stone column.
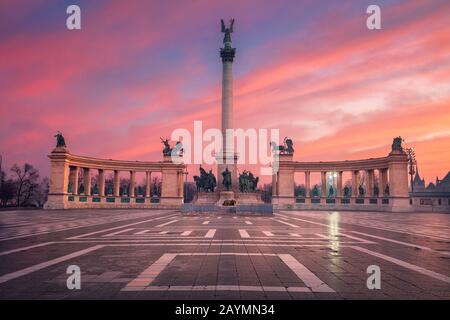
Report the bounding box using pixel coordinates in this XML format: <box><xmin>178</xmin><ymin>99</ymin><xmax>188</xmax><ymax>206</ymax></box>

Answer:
<box><xmin>321</xmin><ymin>171</ymin><xmax>327</xmax><ymax>198</ymax></box>
<box><xmin>366</xmin><ymin>170</ymin><xmax>374</xmax><ymax>197</ymax></box>
<box><xmin>70</xmin><ymin>166</ymin><xmax>79</xmax><ymax>195</ymax></box>
<box><xmin>83</xmin><ymin>168</ymin><xmax>91</xmax><ymax>196</ymax></box>
<box><xmin>98</xmin><ymin>169</ymin><xmax>105</xmax><ymax>196</ymax></box>
<box><xmin>129</xmin><ymin>171</ymin><xmax>135</xmax><ymax>197</ymax></box>
<box><xmin>388</xmin><ymin>151</ymin><xmax>410</xmax><ymax>211</ymax></box>
<box><xmin>146</xmin><ymin>172</ymin><xmax>151</xmax><ymax>197</ymax></box>
<box><xmin>380</xmin><ymin>168</ymin><xmax>388</xmax><ymax>196</ymax></box>
<box><xmin>44</xmin><ymin>148</ymin><xmax>71</xmax><ymax>209</ymax></box>
<box><xmin>352</xmin><ymin>170</ymin><xmax>359</xmax><ymax>196</ymax></box>
<box><xmin>336</xmin><ymin>171</ymin><xmax>343</xmax><ymax>197</ymax></box>
<box><xmin>161</xmin><ymin>167</ymin><xmax>183</xmax><ymax>205</ymax></box>
<box><xmin>305</xmin><ymin>171</ymin><xmax>311</xmax><ymax>197</ymax></box>
<box><xmin>217</xmin><ymin>25</ymin><xmax>238</xmax><ymax>191</ymax></box>
<box><xmin>113</xmin><ymin>170</ymin><xmax>120</xmax><ymax>197</ymax></box>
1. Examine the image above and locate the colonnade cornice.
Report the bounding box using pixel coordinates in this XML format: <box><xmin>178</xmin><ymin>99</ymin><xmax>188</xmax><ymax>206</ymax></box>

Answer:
<box><xmin>48</xmin><ymin>149</ymin><xmax>185</xmax><ymax>172</ymax></box>
<box><xmin>278</xmin><ymin>156</ymin><xmax>392</xmax><ymax>172</ymax></box>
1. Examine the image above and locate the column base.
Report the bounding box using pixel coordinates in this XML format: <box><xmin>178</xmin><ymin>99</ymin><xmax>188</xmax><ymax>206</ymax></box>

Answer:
<box><xmin>389</xmin><ymin>197</ymin><xmax>412</xmax><ymax>212</ymax></box>
<box><xmin>159</xmin><ymin>196</ymin><xmax>184</xmax><ymax>206</ymax></box>
<box><xmin>44</xmin><ymin>194</ymin><xmax>69</xmax><ymax>210</ymax></box>
<box><xmin>272</xmin><ymin>196</ymin><xmax>295</xmax><ymax>205</ymax></box>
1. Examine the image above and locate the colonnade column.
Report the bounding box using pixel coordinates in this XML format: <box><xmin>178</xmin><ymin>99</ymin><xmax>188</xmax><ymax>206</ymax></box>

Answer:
<box><xmin>129</xmin><ymin>171</ymin><xmax>135</xmax><ymax>197</ymax></box>
<box><xmin>83</xmin><ymin>168</ymin><xmax>91</xmax><ymax>196</ymax></box>
<box><xmin>113</xmin><ymin>170</ymin><xmax>120</xmax><ymax>197</ymax></box>
<box><xmin>305</xmin><ymin>171</ymin><xmax>311</xmax><ymax>197</ymax></box>
<box><xmin>98</xmin><ymin>169</ymin><xmax>105</xmax><ymax>196</ymax></box>
<box><xmin>146</xmin><ymin>172</ymin><xmax>152</xmax><ymax>197</ymax></box>
<box><xmin>336</xmin><ymin>171</ymin><xmax>343</xmax><ymax>197</ymax></box>
<box><xmin>321</xmin><ymin>171</ymin><xmax>327</xmax><ymax>198</ymax></box>
<box><xmin>70</xmin><ymin>166</ymin><xmax>79</xmax><ymax>195</ymax></box>
<box><xmin>352</xmin><ymin>170</ymin><xmax>359</xmax><ymax>196</ymax></box>
<box><xmin>380</xmin><ymin>168</ymin><xmax>388</xmax><ymax>196</ymax></box>
<box><xmin>366</xmin><ymin>170</ymin><xmax>374</xmax><ymax>197</ymax></box>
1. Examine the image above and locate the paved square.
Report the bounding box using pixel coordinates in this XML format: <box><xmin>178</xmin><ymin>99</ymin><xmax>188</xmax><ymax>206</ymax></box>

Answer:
<box><xmin>0</xmin><ymin>209</ymin><xmax>449</xmax><ymax>299</ymax></box>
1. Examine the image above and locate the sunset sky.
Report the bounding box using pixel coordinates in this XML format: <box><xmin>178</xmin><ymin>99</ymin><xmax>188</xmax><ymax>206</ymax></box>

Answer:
<box><xmin>1</xmin><ymin>0</ymin><xmax>450</xmax><ymax>184</ymax></box>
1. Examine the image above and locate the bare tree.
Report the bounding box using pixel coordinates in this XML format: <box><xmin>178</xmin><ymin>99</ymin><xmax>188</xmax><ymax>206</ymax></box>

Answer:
<box><xmin>0</xmin><ymin>179</ymin><xmax>16</xmax><ymax>207</ymax></box>
<box><xmin>34</xmin><ymin>177</ymin><xmax>49</xmax><ymax>207</ymax></box>
<box><xmin>10</xmin><ymin>163</ymin><xmax>40</xmax><ymax>207</ymax></box>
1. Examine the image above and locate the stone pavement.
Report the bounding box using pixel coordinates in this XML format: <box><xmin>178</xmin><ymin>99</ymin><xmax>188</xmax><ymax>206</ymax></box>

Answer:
<box><xmin>0</xmin><ymin>209</ymin><xmax>449</xmax><ymax>300</ymax></box>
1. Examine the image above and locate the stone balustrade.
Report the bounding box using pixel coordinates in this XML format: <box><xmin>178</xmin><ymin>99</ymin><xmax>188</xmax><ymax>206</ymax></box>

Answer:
<box><xmin>44</xmin><ymin>147</ymin><xmax>186</xmax><ymax>209</ymax></box>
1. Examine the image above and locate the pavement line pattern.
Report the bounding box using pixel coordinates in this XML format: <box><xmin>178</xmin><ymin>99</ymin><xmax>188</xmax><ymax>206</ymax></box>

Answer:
<box><xmin>337</xmin><ymin>233</ymin><xmax>375</xmax><ymax>243</ymax></box>
<box><xmin>134</xmin><ymin>230</ymin><xmax>151</xmax><ymax>235</ymax></box>
<box><xmin>263</xmin><ymin>231</ymin><xmax>274</xmax><ymax>237</ymax></box>
<box><xmin>316</xmin><ymin>233</ymin><xmax>375</xmax><ymax>244</ymax></box>
<box><xmin>349</xmin><ymin>230</ymin><xmax>450</xmax><ymax>255</ymax></box>
<box><xmin>245</xmin><ymin>221</ymin><xmax>253</xmax><ymax>225</ymax></box>
<box><xmin>202</xmin><ymin>221</ymin><xmax>210</xmax><ymax>225</ymax></box>
<box><xmin>102</xmin><ymin>228</ymin><xmax>134</xmax><ymax>237</ymax></box>
<box><xmin>67</xmin><ymin>214</ymin><xmax>177</xmax><ymax>239</ymax></box>
<box><xmin>140</xmin><ymin>285</ymin><xmax>311</xmax><ymax>293</ymax></box>
<box><xmin>273</xmin><ymin>219</ymin><xmax>299</xmax><ymax>228</ymax></box>
<box><xmin>282</xmin><ymin>212</ymin><xmax>450</xmax><ymax>241</ymax></box>
<box><xmin>0</xmin><ymin>245</ymin><xmax>104</xmax><ymax>284</ymax></box>
<box><xmin>204</xmin><ymin>229</ymin><xmax>216</xmax><ymax>238</ymax></box>
<box><xmin>0</xmin><ymin>213</ymin><xmax>174</xmax><ymax>242</ymax></box>
<box><xmin>122</xmin><ymin>253</ymin><xmax>177</xmax><ymax>291</ymax></box>
<box><xmin>0</xmin><ymin>242</ymin><xmax>55</xmax><ymax>257</ymax></box>
<box><xmin>181</xmin><ymin>231</ymin><xmax>192</xmax><ymax>236</ymax></box>
<box><xmin>156</xmin><ymin>219</ymin><xmax>179</xmax><ymax>228</ymax></box>
<box><xmin>279</xmin><ymin>214</ymin><xmax>328</xmax><ymax>227</ymax></box>
<box><xmin>351</xmin><ymin>246</ymin><xmax>450</xmax><ymax>284</ymax></box>
<box><xmin>122</xmin><ymin>253</ymin><xmax>333</xmax><ymax>293</ymax></box>
<box><xmin>239</xmin><ymin>229</ymin><xmax>250</xmax><ymax>238</ymax></box>
<box><xmin>159</xmin><ymin>231</ymin><xmax>169</xmax><ymax>235</ymax></box>
<box><xmin>278</xmin><ymin>254</ymin><xmax>335</xmax><ymax>293</ymax></box>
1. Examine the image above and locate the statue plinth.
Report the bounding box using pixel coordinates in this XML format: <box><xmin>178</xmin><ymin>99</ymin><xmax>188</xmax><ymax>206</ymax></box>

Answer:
<box><xmin>217</xmin><ymin>190</ymin><xmax>235</xmax><ymax>206</ymax></box>
<box><xmin>51</xmin><ymin>146</ymin><xmax>69</xmax><ymax>154</ymax></box>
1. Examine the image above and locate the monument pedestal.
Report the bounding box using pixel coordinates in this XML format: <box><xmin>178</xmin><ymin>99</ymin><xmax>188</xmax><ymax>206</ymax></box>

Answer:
<box><xmin>217</xmin><ymin>190</ymin><xmax>235</xmax><ymax>206</ymax></box>
<box><xmin>194</xmin><ymin>192</ymin><xmax>219</xmax><ymax>204</ymax></box>
<box><xmin>237</xmin><ymin>192</ymin><xmax>264</xmax><ymax>204</ymax></box>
